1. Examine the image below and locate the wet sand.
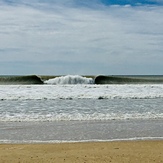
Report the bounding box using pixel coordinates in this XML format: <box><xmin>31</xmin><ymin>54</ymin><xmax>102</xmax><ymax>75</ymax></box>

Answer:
<box><xmin>0</xmin><ymin>140</ymin><xmax>163</xmax><ymax>163</ymax></box>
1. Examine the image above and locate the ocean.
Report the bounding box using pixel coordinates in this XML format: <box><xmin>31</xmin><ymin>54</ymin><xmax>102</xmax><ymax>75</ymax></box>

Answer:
<box><xmin>0</xmin><ymin>75</ymin><xmax>163</xmax><ymax>143</ymax></box>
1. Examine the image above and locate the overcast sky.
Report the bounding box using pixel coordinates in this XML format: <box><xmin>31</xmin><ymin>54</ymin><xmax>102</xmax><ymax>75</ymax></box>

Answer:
<box><xmin>0</xmin><ymin>0</ymin><xmax>163</xmax><ymax>75</ymax></box>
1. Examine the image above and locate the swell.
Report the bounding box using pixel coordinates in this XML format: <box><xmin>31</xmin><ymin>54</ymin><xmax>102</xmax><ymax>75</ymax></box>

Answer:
<box><xmin>0</xmin><ymin>75</ymin><xmax>43</xmax><ymax>85</ymax></box>
<box><xmin>95</xmin><ymin>75</ymin><xmax>163</xmax><ymax>84</ymax></box>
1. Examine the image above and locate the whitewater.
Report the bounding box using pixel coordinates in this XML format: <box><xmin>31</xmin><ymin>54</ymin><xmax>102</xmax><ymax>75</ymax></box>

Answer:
<box><xmin>0</xmin><ymin>84</ymin><xmax>163</xmax><ymax>100</ymax></box>
<box><xmin>0</xmin><ymin>75</ymin><xmax>163</xmax><ymax>143</ymax></box>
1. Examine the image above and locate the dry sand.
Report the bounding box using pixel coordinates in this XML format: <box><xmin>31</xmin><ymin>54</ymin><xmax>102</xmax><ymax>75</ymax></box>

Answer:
<box><xmin>0</xmin><ymin>140</ymin><xmax>163</xmax><ymax>163</ymax></box>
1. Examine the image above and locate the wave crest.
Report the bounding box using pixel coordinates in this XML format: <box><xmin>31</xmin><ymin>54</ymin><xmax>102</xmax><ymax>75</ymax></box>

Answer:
<box><xmin>95</xmin><ymin>75</ymin><xmax>163</xmax><ymax>84</ymax></box>
<box><xmin>44</xmin><ymin>75</ymin><xmax>94</xmax><ymax>85</ymax></box>
<box><xmin>0</xmin><ymin>75</ymin><xmax>43</xmax><ymax>85</ymax></box>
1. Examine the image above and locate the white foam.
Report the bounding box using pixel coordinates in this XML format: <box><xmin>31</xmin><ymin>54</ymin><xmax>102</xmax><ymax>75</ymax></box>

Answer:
<box><xmin>1</xmin><ymin>137</ymin><xmax>163</xmax><ymax>144</ymax></box>
<box><xmin>0</xmin><ymin>84</ymin><xmax>163</xmax><ymax>100</ymax></box>
<box><xmin>44</xmin><ymin>75</ymin><xmax>94</xmax><ymax>85</ymax></box>
<box><xmin>1</xmin><ymin>112</ymin><xmax>163</xmax><ymax>122</ymax></box>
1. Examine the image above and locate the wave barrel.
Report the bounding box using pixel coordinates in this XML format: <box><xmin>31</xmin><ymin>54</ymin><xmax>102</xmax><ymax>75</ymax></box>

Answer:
<box><xmin>94</xmin><ymin>75</ymin><xmax>163</xmax><ymax>84</ymax></box>
<box><xmin>0</xmin><ymin>75</ymin><xmax>44</xmax><ymax>85</ymax></box>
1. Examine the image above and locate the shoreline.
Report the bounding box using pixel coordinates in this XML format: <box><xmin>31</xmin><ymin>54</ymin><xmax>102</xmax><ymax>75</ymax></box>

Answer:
<box><xmin>0</xmin><ymin>140</ymin><xmax>163</xmax><ymax>163</ymax></box>
<box><xmin>1</xmin><ymin>119</ymin><xmax>163</xmax><ymax>143</ymax></box>
<box><xmin>1</xmin><ymin>137</ymin><xmax>163</xmax><ymax>144</ymax></box>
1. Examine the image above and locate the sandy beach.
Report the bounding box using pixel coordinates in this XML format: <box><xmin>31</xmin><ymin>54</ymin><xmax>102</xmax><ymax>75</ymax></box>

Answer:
<box><xmin>0</xmin><ymin>140</ymin><xmax>163</xmax><ymax>163</ymax></box>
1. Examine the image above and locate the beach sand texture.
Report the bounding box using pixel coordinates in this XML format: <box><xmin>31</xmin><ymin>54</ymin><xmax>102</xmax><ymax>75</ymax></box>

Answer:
<box><xmin>0</xmin><ymin>141</ymin><xmax>163</xmax><ymax>163</ymax></box>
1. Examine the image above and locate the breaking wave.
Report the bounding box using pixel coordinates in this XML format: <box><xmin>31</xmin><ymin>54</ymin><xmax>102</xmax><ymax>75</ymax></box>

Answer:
<box><xmin>44</xmin><ymin>75</ymin><xmax>94</xmax><ymax>85</ymax></box>
<box><xmin>95</xmin><ymin>75</ymin><xmax>163</xmax><ymax>84</ymax></box>
<box><xmin>0</xmin><ymin>75</ymin><xmax>43</xmax><ymax>85</ymax></box>
<box><xmin>1</xmin><ymin>75</ymin><xmax>163</xmax><ymax>85</ymax></box>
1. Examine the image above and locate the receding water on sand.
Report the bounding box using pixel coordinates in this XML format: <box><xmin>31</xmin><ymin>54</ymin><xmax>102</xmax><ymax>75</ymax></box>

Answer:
<box><xmin>0</xmin><ymin>119</ymin><xmax>163</xmax><ymax>143</ymax></box>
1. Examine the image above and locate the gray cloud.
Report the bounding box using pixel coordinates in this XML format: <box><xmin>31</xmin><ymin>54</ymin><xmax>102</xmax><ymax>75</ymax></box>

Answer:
<box><xmin>0</xmin><ymin>1</ymin><xmax>163</xmax><ymax>75</ymax></box>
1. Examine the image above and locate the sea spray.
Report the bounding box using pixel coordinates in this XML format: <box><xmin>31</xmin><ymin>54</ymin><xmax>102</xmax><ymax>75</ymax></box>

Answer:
<box><xmin>44</xmin><ymin>75</ymin><xmax>94</xmax><ymax>85</ymax></box>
